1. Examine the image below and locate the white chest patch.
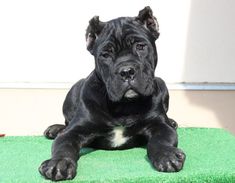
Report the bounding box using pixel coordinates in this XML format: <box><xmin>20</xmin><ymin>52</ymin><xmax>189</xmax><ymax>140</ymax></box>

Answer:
<box><xmin>110</xmin><ymin>126</ymin><xmax>129</xmax><ymax>147</ymax></box>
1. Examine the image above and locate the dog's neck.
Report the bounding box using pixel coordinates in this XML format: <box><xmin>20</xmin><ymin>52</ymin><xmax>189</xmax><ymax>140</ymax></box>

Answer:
<box><xmin>107</xmin><ymin>95</ymin><xmax>153</xmax><ymax>117</ymax></box>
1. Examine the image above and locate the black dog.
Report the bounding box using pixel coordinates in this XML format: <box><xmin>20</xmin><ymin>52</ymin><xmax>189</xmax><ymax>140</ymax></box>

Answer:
<box><xmin>39</xmin><ymin>6</ymin><xmax>185</xmax><ymax>181</ymax></box>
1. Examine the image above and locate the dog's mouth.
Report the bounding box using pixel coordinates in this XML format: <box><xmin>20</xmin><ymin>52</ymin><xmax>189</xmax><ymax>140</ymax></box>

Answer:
<box><xmin>124</xmin><ymin>89</ymin><xmax>139</xmax><ymax>99</ymax></box>
<box><xmin>106</xmin><ymin>74</ymin><xmax>154</xmax><ymax>102</ymax></box>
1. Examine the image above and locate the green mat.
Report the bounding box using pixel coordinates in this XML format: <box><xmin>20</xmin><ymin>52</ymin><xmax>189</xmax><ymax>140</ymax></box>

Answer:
<box><xmin>0</xmin><ymin>128</ymin><xmax>235</xmax><ymax>183</ymax></box>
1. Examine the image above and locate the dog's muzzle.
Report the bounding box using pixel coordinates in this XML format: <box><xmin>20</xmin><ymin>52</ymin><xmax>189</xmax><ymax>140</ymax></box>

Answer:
<box><xmin>119</xmin><ymin>65</ymin><xmax>136</xmax><ymax>81</ymax></box>
<box><xmin>117</xmin><ymin>65</ymin><xmax>140</xmax><ymax>99</ymax></box>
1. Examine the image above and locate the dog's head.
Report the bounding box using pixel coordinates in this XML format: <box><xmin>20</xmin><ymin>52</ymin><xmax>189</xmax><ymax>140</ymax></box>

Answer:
<box><xmin>86</xmin><ymin>6</ymin><xmax>160</xmax><ymax>102</ymax></box>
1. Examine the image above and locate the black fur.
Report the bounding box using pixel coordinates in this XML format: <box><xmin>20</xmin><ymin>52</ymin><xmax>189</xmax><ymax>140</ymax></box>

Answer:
<box><xmin>39</xmin><ymin>6</ymin><xmax>185</xmax><ymax>181</ymax></box>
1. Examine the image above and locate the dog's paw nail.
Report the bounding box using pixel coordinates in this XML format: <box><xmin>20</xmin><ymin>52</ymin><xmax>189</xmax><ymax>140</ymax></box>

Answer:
<box><xmin>55</xmin><ymin>169</ymin><xmax>63</xmax><ymax>181</ymax></box>
<box><xmin>154</xmin><ymin>162</ymin><xmax>164</xmax><ymax>171</ymax></box>
<box><xmin>176</xmin><ymin>151</ymin><xmax>185</xmax><ymax>160</ymax></box>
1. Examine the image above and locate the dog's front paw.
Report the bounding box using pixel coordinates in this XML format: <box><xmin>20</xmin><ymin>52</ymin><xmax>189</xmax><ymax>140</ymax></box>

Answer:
<box><xmin>43</xmin><ymin>124</ymin><xmax>66</xmax><ymax>139</ymax></box>
<box><xmin>148</xmin><ymin>146</ymin><xmax>186</xmax><ymax>172</ymax></box>
<box><xmin>39</xmin><ymin>158</ymin><xmax>77</xmax><ymax>181</ymax></box>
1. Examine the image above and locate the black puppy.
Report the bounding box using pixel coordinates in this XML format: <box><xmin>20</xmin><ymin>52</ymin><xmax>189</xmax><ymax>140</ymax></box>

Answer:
<box><xmin>39</xmin><ymin>6</ymin><xmax>185</xmax><ymax>181</ymax></box>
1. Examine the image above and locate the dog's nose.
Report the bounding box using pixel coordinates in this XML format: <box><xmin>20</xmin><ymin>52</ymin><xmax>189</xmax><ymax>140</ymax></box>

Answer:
<box><xmin>119</xmin><ymin>66</ymin><xmax>136</xmax><ymax>80</ymax></box>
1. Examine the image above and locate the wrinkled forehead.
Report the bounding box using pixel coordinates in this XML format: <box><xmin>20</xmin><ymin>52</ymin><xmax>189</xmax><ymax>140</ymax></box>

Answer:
<box><xmin>95</xmin><ymin>17</ymin><xmax>152</xmax><ymax>49</ymax></box>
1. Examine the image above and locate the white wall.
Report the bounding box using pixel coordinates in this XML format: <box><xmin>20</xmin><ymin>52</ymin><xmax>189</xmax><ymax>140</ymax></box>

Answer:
<box><xmin>0</xmin><ymin>0</ymin><xmax>235</xmax><ymax>86</ymax></box>
<box><xmin>1</xmin><ymin>1</ymin><xmax>235</xmax><ymax>136</ymax></box>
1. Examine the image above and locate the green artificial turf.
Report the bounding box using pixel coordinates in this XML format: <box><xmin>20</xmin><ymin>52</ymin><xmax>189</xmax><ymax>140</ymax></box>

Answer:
<box><xmin>0</xmin><ymin>128</ymin><xmax>235</xmax><ymax>183</ymax></box>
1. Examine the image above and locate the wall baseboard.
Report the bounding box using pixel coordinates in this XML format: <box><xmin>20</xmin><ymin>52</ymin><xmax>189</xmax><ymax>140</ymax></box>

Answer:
<box><xmin>167</xmin><ymin>83</ymin><xmax>235</xmax><ymax>90</ymax></box>
<box><xmin>0</xmin><ymin>82</ymin><xmax>235</xmax><ymax>90</ymax></box>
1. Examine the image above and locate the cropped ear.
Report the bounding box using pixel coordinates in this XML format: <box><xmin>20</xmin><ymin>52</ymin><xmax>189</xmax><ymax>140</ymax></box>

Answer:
<box><xmin>85</xmin><ymin>16</ymin><xmax>105</xmax><ymax>54</ymax></box>
<box><xmin>136</xmin><ymin>6</ymin><xmax>160</xmax><ymax>40</ymax></box>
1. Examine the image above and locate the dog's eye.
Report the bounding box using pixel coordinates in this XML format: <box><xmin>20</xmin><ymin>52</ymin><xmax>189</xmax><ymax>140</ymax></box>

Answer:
<box><xmin>136</xmin><ymin>43</ymin><xmax>147</xmax><ymax>51</ymax></box>
<box><xmin>100</xmin><ymin>52</ymin><xmax>111</xmax><ymax>59</ymax></box>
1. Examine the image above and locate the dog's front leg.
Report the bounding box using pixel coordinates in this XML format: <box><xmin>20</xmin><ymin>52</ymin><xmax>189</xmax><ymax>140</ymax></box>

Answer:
<box><xmin>39</xmin><ymin>126</ymin><xmax>94</xmax><ymax>181</ymax></box>
<box><xmin>145</xmin><ymin>116</ymin><xmax>186</xmax><ymax>172</ymax></box>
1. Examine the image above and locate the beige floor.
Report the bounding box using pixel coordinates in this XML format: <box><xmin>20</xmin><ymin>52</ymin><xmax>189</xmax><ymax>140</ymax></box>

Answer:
<box><xmin>0</xmin><ymin>89</ymin><xmax>234</xmax><ymax>136</ymax></box>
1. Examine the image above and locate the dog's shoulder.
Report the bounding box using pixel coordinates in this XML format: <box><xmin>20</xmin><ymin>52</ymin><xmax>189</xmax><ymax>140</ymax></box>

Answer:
<box><xmin>154</xmin><ymin>77</ymin><xmax>168</xmax><ymax>93</ymax></box>
<box><xmin>153</xmin><ymin>77</ymin><xmax>169</xmax><ymax>113</ymax></box>
<box><xmin>65</xmin><ymin>71</ymin><xmax>100</xmax><ymax>99</ymax></box>
<box><xmin>62</xmin><ymin>78</ymin><xmax>85</xmax><ymax>119</ymax></box>
<box><xmin>65</xmin><ymin>79</ymin><xmax>85</xmax><ymax>101</ymax></box>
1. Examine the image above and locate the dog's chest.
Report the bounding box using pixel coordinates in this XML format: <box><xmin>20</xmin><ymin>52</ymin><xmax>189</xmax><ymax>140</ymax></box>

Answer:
<box><xmin>109</xmin><ymin>126</ymin><xmax>130</xmax><ymax>148</ymax></box>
